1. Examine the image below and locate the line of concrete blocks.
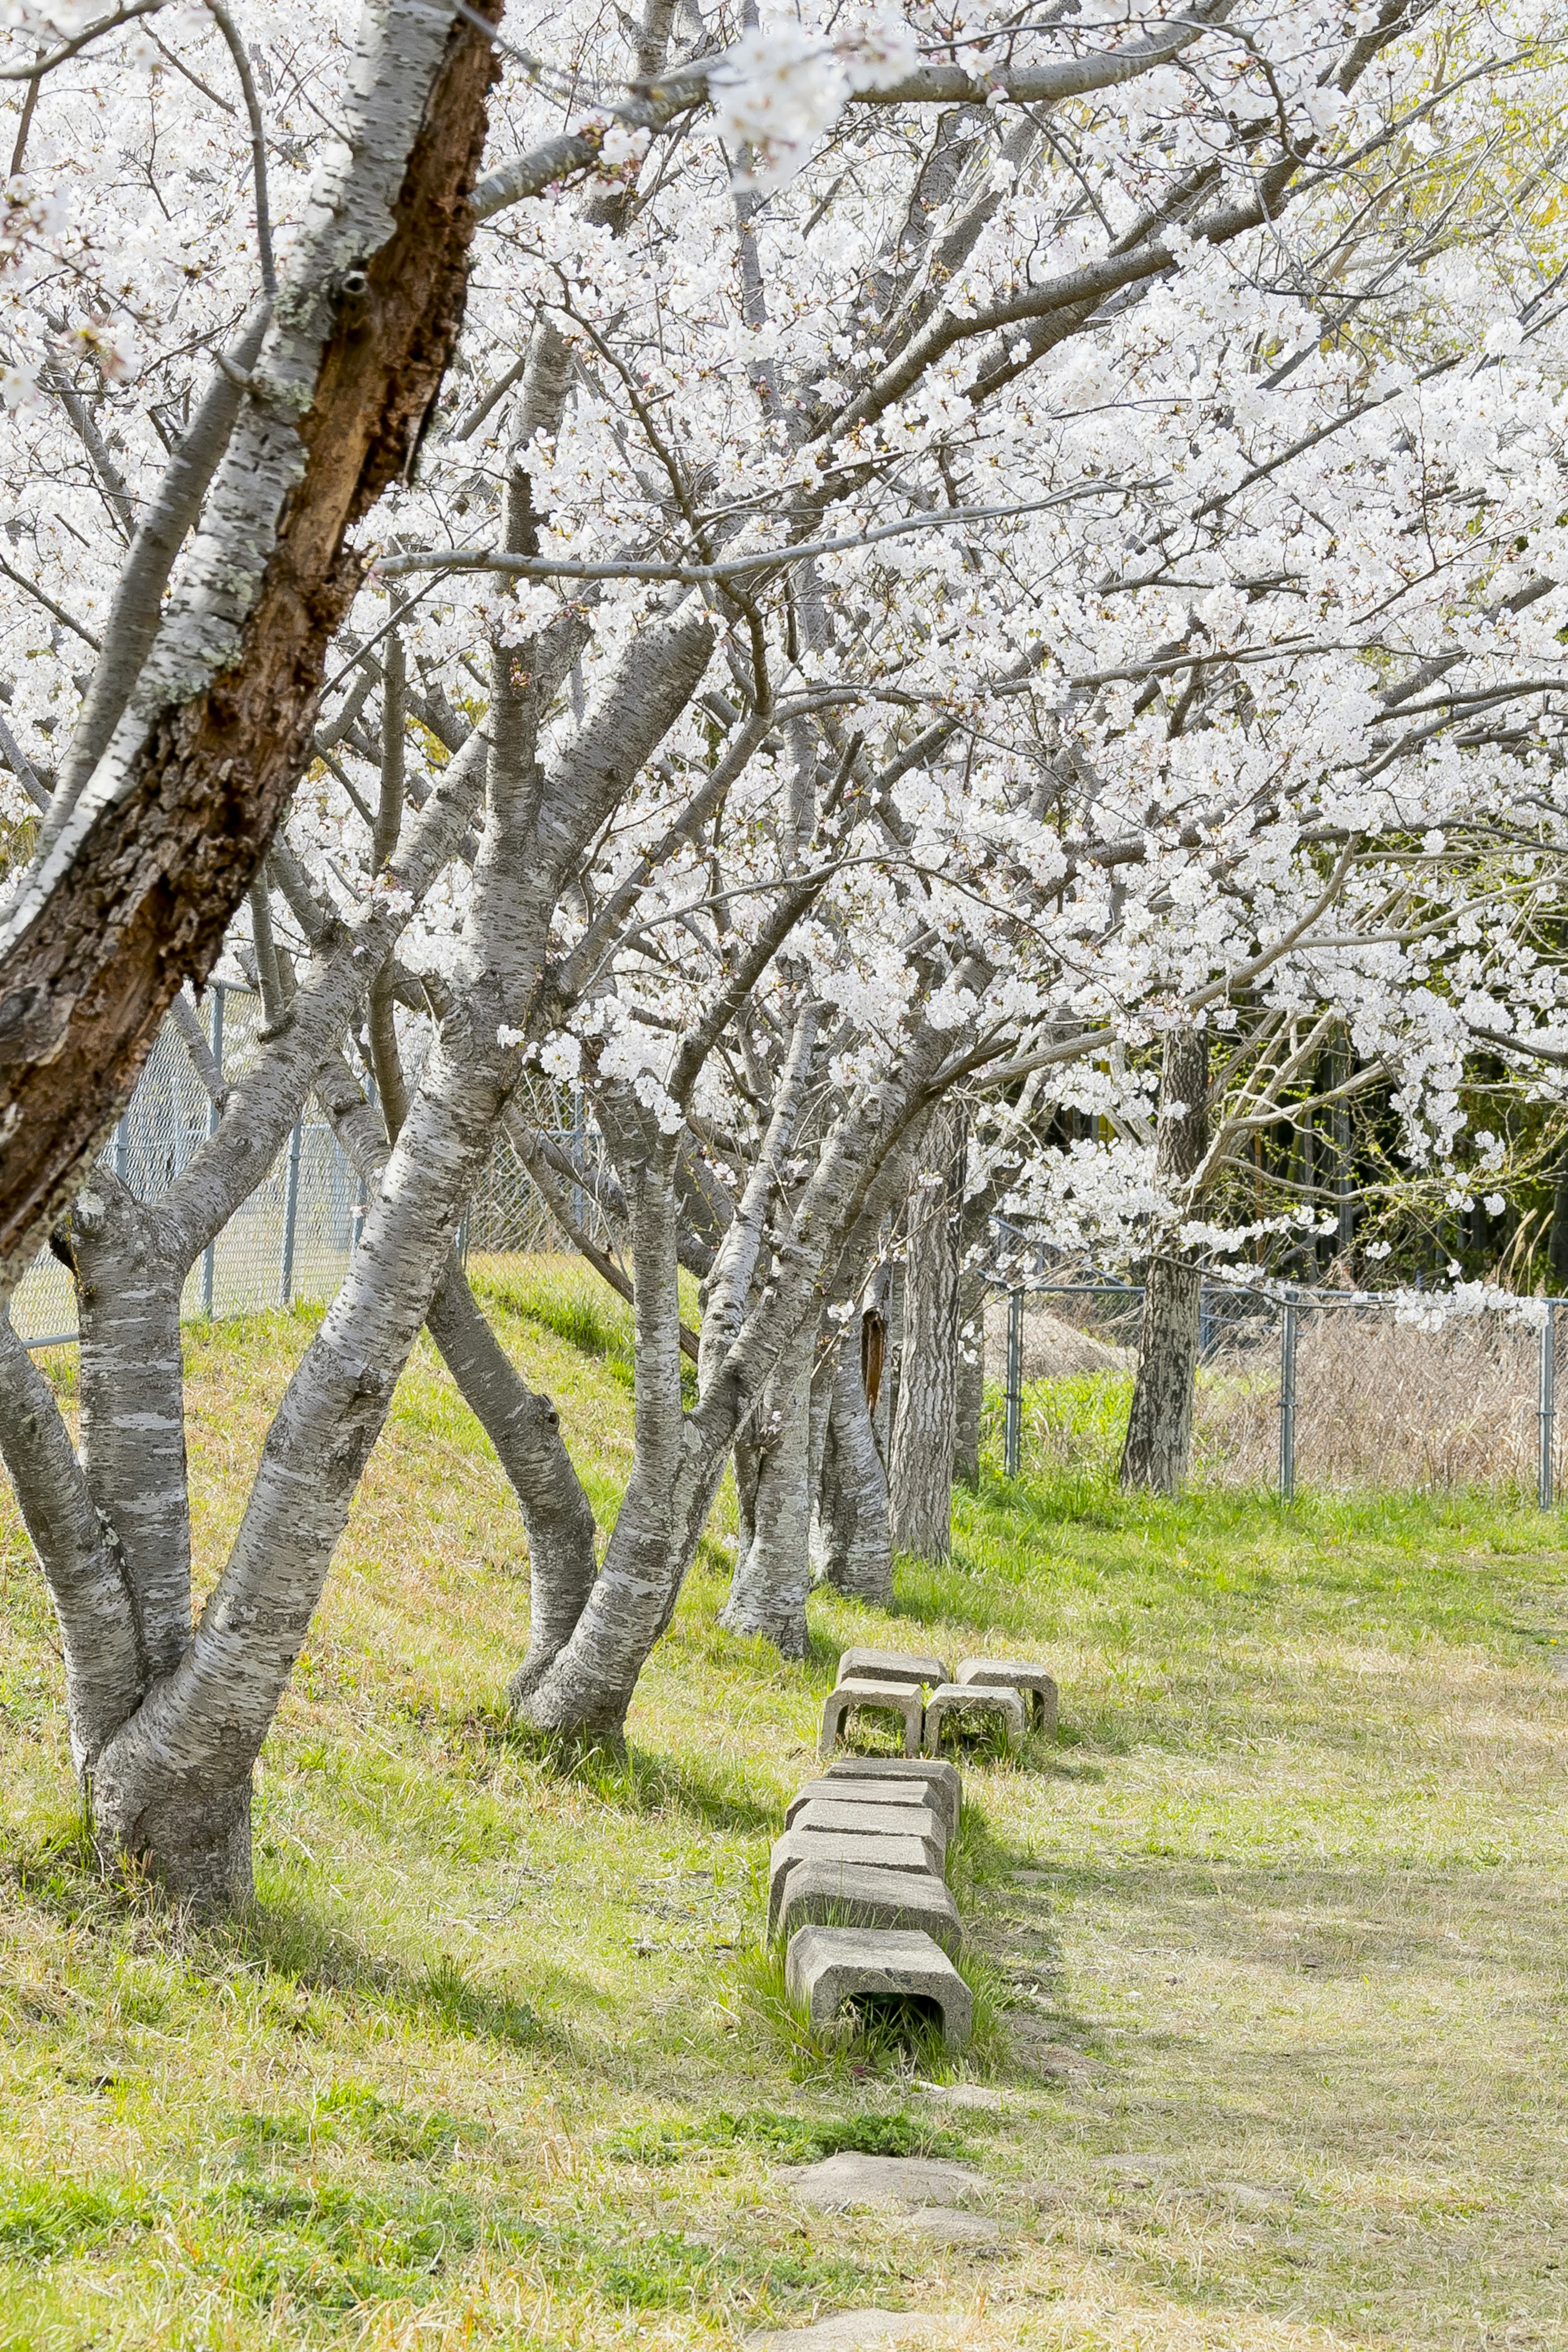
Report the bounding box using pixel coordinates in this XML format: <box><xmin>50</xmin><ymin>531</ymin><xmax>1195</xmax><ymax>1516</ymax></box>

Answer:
<box><xmin>775</xmin><ymin>1645</ymin><xmax>1060</xmax><ymax>2051</ymax></box>
<box><xmin>817</xmin><ymin>1648</ymin><xmax>1058</xmax><ymax>1761</ymax></box>
<box><xmin>776</xmin><ymin>1753</ymin><xmax>973</xmax><ymax>2052</ymax></box>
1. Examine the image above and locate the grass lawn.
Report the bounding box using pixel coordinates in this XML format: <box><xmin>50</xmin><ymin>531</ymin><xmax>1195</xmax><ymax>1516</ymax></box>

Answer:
<box><xmin>2</xmin><ymin>1256</ymin><xmax>1568</xmax><ymax>2350</ymax></box>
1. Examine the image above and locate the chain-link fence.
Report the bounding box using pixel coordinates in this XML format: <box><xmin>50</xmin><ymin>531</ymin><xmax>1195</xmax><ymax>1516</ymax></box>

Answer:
<box><xmin>988</xmin><ymin>1279</ymin><xmax>1565</xmax><ymax>1503</ymax></box>
<box><xmin>9</xmin><ymin>987</ymin><xmax>608</xmax><ymax>1350</ymax></box>
<box><xmin>14</xmin><ymin>1014</ymin><xmax>1565</xmax><ymax>1505</ymax></box>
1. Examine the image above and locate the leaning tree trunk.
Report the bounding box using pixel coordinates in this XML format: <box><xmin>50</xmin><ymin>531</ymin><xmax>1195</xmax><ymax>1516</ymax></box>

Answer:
<box><xmin>718</xmin><ymin>1322</ymin><xmax>815</xmax><ymax>1657</ymax></box>
<box><xmin>889</xmin><ymin>1106</ymin><xmax>965</xmax><ymax>1560</ymax></box>
<box><xmin>812</xmin><ymin>1332</ymin><xmax>892</xmax><ymax>1602</ymax></box>
<box><xmin>75</xmin><ymin>609</ymin><xmax>711</xmax><ymax>1908</ymax></box>
<box><xmin>1120</xmin><ymin>1025</ymin><xmax>1210</xmax><ymax>1495</ymax></box>
<box><xmin>0</xmin><ymin>0</ymin><xmax>500</xmax><ymax>1296</ymax></box>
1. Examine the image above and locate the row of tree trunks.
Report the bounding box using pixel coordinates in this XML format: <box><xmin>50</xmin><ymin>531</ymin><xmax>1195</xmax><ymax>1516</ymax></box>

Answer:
<box><xmin>714</xmin><ymin>1029</ymin><xmax>1221</xmax><ymax>1653</ymax></box>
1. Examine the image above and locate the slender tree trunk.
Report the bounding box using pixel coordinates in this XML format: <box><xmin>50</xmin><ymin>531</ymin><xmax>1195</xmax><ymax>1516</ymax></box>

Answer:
<box><xmin>424</xmin><ymin>1265</ymin><xmax>600</xmax><ymax>1704</ymax></box>
<box><xmin>1120</xmin><ymin>1026</ymin><xmax>1210</xmax><ymax>1495</ymax></box>
<box><xmin>79</xmin><ymin>615</ymin><xmax>713</xmax><ymax>1906</ymax></box>
<box><xmin>518</xmin><ymin>1025</ymin><xmax>956</xmax><ymax>1739</ymax></box>
<box><xmin>812</xmin><ymin>1333</ymin><xmax>892</xmax><ymax>1601</ymax></box>
<box><xmin>953</xmin><ymin>1263</ymin><xmax>985</xmax><ymax>1488</ymax></box>
<box><xmin>889</xmin><ymin>1106</ymin><xmax>964</xmax><ymax>1560</ymax></box>
<box><xmin>70</xmin><ymin>1184</ymin><xmax>193</xmax><ymax>1682</ymax></box>
<box><xmin>718</xmin><ymin>1322</ymin><xmax>814</xmax><ymax>1655</ymax></box>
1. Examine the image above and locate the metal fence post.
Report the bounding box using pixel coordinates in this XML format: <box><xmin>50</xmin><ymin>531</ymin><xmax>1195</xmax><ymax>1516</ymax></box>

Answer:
<box><xmin>1539</xmin><ymin>1300</ymin><xmax>1556</xmax><ymax>1511</ymax></box>
<box><xmin>200</xmin><ymin>982</ymin><xmax>224</xmax><ymax>1316</ymax></box>
<box><xmin>1004</xmin><ymin>1287</ymin><xmax>1024</xmax><ymax>1479</ymax></box>
<box><xmin>1278</xmin><ymin>1288</ymin><xmax>1298</xmax><ymax>1502</ymax></box>
<box><xmin>278</xmin><ymin>1117</ymin><xmax>303</xmax><ymax>1305</ymax></box>
<box><xmin>112</xmin><ymin>1108</ymin><xmax>129</xmax><ymax>1184</ymax></box>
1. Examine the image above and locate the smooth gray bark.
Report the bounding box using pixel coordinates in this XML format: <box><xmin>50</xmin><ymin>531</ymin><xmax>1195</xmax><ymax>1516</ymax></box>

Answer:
<box><xmin>717</xmin><ymin>1321</ymin><xmax>814</xmax><ymax>1655</ymax></box>
<box><xmin>425</xmin><ymin>1268</ymin><xmax>601</xmax><ymax>1705</ymax></box>
<box><xmin>83</xmin><ymin>611</ymin><xmax>712</xmax><ymax>1905</ymax></box>
<box><xmin>953</xmin><ymin>1262</ymin><xmax>985</xmax><ymax>1488</ymax></box>
<box><xmin>889</xmin><ymin>1105</ymin><xmax>965</xmax><ymax>1561</ymax></box>
<box><xmin>0</xmin><ymin>1317</ymin><xmax>144</xmax><ymax>1774</ymax></box>
<box><xmin>71</xmin><ymin>1182</ymin><xmax>191</xmax><ymax>1681</ymax></box>
<box><xmin>518</xmin><ymin>1002</ymin><xmax>971</xmax><ymax>1738</ymax></box>
<box><xmin>1120</xmin><ymin>1026</ymin><xmax>1210</xmax><ymax>1495</ymax></box>
<box><xmin>812</xmin><ymin>1332</ymin><xmax>893</xmax><ymax>1602</ymax></box>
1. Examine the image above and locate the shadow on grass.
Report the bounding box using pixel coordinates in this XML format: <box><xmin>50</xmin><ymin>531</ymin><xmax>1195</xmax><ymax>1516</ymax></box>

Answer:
<box><xmin>459</xmin><ymin>1707</ymin><xmax>781</xmax><ymax>1833</ymax></box>
<box><xmin>2</xmin><ymin>1823</ymin><xmax>599</xmax><ymax>2058</ymax></box>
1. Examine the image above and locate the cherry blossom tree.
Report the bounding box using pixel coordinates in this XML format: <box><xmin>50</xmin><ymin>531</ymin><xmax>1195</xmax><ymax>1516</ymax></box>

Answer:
<box><xmin>2</xmin><ymin>0</ymin><xmax>1568</xmax><ymax>1904</ymax></box>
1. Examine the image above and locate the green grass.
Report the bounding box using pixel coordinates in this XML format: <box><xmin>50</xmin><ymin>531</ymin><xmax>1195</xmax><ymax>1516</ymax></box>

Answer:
<box><xmin>2</xmin><ymin>1255</ymin><xmax>1568</xmax><ymax>2347</ymax></box>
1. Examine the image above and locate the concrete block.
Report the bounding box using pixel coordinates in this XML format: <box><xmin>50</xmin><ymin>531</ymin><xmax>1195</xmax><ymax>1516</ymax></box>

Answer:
<box><xmin>837</xmin><ymin>1646</ymin><xmax>947</xmax><ymax>1689</ymax></box>
<box><xmin>823</xmin><ymin>1755</ymin><xmax>962</xmax><ymax>1838</ymax></box>
<box><xmin>923</xmin><ymin>1681</ymin><xmax>1026</xmax><ymax>1755</ymax></box>
<box><xmin>785</xmin><ymin>1776</ymin><xmax>944</xmax><ymax>1834</ymax></box>
<box><xmin>773</xmin><ymin>1860</ymin><xmax>962</xmax><ymax>1956</ymax></box>
<box><xmin>820</xmin><ymin>1677</ymin><xmax>924</xmax><ymax>1759</ymax></box>
<box><xmin>784</xmin><ymin>1923</ymin><xmax>970</xmax><ymax>2041</ymax></box>
<box><xmin>768</xmin><ymin>1829</ymin><xmax>939</xmax><ymax>1938</ymax></box>
<box><xmin>788</xmin><ymin>1797</ymin><xmax>945</xmax><ymax>1858</ymax></box>
<box><xmin>955</xmin><ymin>1655</ymin><xmax>1058</xmax><ymax>1733</ymax></box>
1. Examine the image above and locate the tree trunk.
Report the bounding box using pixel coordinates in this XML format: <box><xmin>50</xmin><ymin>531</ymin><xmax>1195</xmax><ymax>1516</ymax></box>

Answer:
<box><xmin>79</xmin><ymin>612</ymin><xmax>713</xmax><ymax>1907</ymax></box>
<box><xmin>889</xmin><ymin>1107</ymin><xmax>964</xmax><ymax>1560</ymax></box>
<box><xmin>0</xmin><ymin>0</ymin><xmax>499</xmax><ymax>1292</ymax></box>
<box><xmin>518</xmin><ymin>1025</ymin><xmax>955</xmax><ymax>1740</ymax></box>
<box><xmin>812</xmin><ymin>1333</ymin><xmax>893</xmax><ymax>1602</ymax></box>
<box><xmin>718</xmin><ymin>1322</ymin><xmax>814</xmax><ymax>1656</ymax></box>
<box><xmin>71</xmin><ymin>1184</ymin><xmax>192</xmax><ymax>1682</ymax></box>
<box><xmin>953</xmin><ymin>1263</ymin><xmax>986</xmax><ymax>1488</ymax></box>
<box><xmin>1120</xmin><ymin>1026</ymin><xmax>1210</xmax><ymax>1495</ymax></box>
<box><xmin>423</xmin><ymin>1264</ymin><xmax>600</xmax><ymax>1706</ymax></box>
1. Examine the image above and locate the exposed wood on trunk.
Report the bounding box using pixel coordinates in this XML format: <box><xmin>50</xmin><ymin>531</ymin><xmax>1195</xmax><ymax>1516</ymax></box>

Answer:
<box><xmin>0</xmin><ymin>0</ymin><xmax>501</xmax><ymax>1292</ymax></box>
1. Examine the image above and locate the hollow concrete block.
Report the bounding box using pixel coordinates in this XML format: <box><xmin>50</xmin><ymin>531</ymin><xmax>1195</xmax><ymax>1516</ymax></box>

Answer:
<box><xmin>768</xmin><ymin>1829</ymin><xmax>939</xmax><ymax>1939</ymax></box>
<box><xmin>820</xmin><ymin>1677</ymin><xmax>924</xmax><ymax>1759</ymax></box>
<box><xmin>822</xmin><ymin>1755</ymin><xmax>962</xmax><ymax>1838</ymax></box>
<box><xmin>785</xmin><ymin>1776</ymin><xmax>944</xmax><ymax>1835</ymax></box>
<box><xmin>923</xmin><ymin>1681</ymin><xmax>1026</xmax><ymax>1755</ymax></box>
<box><xmin>784</xmin><ymin>1924</ymin><xmax>971</xmax><ymax>2049</ymax></box>
<box><xmin>955</xmin><ymin>1655</ymin><xmax>1058</xmax><ymax>1734</ymax></box>
<box><xmin>788</xmin><ymin>1797</ymin><xmax>945</xmax><ymax>1860</ymax></box>
<box><xmin>837</xmin><ymin>1646</ymin><xmax>948</xmax><ymax>1689</ymax></box>
<box><xmin>772</xmin><ymin>1857</ymin><xmax>962</xmax><ymax>1956</ymax></box>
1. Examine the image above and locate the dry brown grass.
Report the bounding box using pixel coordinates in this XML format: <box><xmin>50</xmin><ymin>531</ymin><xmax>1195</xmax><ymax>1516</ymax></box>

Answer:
<box><xmin>996</xmin><ymin>1296</ymin><xmax>1559</xmax><ymax>1495</ymax></box>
